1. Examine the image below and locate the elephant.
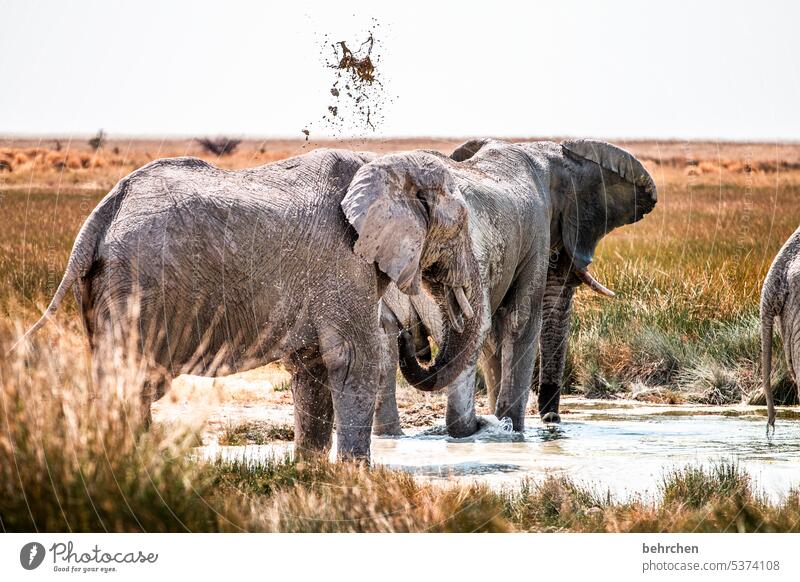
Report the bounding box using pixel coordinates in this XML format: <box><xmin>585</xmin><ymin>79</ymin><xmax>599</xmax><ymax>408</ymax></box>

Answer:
<box><xmin>374</xmin><ymin>138</ymin><xmax>657</xmax><ymax>437</ymax></box>
<box><xmin>760</xmin><ymin>225</ymin><xmax>800</xmax><ymax>431</ymax></box>
<box><xmin>15</xmin><ymin>148</ymin><xmax>484</xmax><ymax>460</ymax></box>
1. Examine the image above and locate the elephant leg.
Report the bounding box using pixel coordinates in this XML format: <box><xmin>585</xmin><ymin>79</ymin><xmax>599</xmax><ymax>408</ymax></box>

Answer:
<box><xmin>139</xmin><ymin>374</ymin><xmax>170</xmax><ymax>429</ymax></box>
<box><xmin>538</xmin><ymin>285</ymin><xmax>575</xmax><ymax>423</ymax></box>
<box><xmin>373</xmin><ymin>314</ymin><xmax>403</xmax><ymax>436</ymax></box>
<box><xmin>445</xmin><ymin>303</ymin><xmax>490</xmax><ymax>438</ymax></box>
<box><xmin>446</xmin><ymin>360</ymin><xmax>481</xmax><ymax>437</ymax></box>
<box><xmin>319</xmin><ymin>327</ymin><xmax>379</xmax><ymax>461</ymax></box>
<box><xmin>90</xmin><ymin>333</ymin><xmax>168</xmax><ymax>430</ymax></box>
<box><xmin>480</xmin><ymin>349</ymin><xmax>501</xmax><ymax>412</ymax></box>
<box><xmin>289</xmin><ymin>348</ymin><xmax>334</xmax><ymax>459</ymax></box>
<box><xmin>493</xmin><ymin>272</ymin><xmax>545</xmax><ymax>432</ymax></box>
<box><xmin>494</xmin><ymin>321</ymin><xmax>540</xmax><ymax>431</ymax></box>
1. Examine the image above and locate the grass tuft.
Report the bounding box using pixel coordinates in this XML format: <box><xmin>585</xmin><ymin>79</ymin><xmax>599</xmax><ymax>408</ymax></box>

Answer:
<box><xmin>219</xmin><ymin>421</ymin><xmax>294</xmax><ymax>445</ymax></box>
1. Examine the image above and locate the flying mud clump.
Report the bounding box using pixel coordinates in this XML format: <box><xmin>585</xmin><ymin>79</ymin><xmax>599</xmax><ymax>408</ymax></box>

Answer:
<box><xmin>304</xmin><ymin>31</ymin><xmax>387</xmax><ymax>139</ymax></box>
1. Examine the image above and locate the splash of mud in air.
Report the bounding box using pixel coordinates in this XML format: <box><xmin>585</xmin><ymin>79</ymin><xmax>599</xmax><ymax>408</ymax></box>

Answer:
<box><xmin>333</xmin><ymin>36</ymin><xmax>376</xmax><ymax>83</ymax></box>
<box><xmin>303</xmin><ymin>28</ymin><xmax>388</xmax><ymax>139</ymax></box>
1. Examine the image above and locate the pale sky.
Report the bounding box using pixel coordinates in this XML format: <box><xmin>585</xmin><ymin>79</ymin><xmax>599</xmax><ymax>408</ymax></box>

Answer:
<box><xmin>1</xmin><ymin>0</ymin><xmax>799</xmax><ymax>140</ymax></box>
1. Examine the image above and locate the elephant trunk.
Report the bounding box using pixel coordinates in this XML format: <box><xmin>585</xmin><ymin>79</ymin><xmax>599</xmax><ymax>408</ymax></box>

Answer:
<box><xmin>761</xmin><ymin>303</ymin><xmax>777</xmax><ymax>430</ymax></box>
<box><xmin>398</xmin><ymin>249</ymin><xmax>483</xmax><ymax>391</ymax></box>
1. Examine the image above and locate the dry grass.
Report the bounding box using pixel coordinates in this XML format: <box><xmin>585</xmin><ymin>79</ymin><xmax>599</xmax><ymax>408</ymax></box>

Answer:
<box><xmin>3</xmin><ymin>318</ymin><xmax>798</xmax><ymax>533</ymax></box>
<box><xmin>2</xmin><ymin>136</ymin><xmax>800</xmax><ymax>532</ymax></box>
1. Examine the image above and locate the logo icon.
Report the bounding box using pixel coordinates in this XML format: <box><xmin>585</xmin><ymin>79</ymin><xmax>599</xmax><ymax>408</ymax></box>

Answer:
<box><xmin>20</xmin><ymin>542</ymin><xmax>46</xmax><ymax>570</ymax></box>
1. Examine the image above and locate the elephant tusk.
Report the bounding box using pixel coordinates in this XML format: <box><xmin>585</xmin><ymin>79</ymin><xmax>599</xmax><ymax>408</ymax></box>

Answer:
<box><xmin>454</xmin><ymin>287</ymin><xmax>474</xmax><ymax>319</ymax></box>
<box><xmin>445</xmin><ymin>288</ymin><xmax>465</xmax><ymax>333</ymax></box>
<box><xmin>574</xmin><ymin>267</ymin><xmax>616</xmax><ymax>298</ymax></box>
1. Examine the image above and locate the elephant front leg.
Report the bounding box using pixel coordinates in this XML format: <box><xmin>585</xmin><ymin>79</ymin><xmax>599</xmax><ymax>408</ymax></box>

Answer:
<box><xmin>445</xmin><ymin>302</ymin><xmax>490</xmax><ymax>438</ymax></box>
<box><xmin>445</xmin><ymin>360</ymin><xmax>482</xmax><ymax>437</ymax></box>
<box><xmin>320</xmin><ymin>327</ymin><xmax>379</xmax><ymax>461</ymax></box>
<box><xmin>289</xmin><ymin>348</ymin><xmax>334</xmax><ymax>459</ymax></box>
<box><xmin>373</xmin><ymin>372</ymin><xmax>403</xmax><ymax>436</ymax></box>
<box><xmin>373</xmin><ymin>315</ymin><xmax>403</xmax><ymax>436</ymax></box>
<box><xmin>493</xmin><ymin>283</ymin><xmax>544</xmax><ymax>432</ymax></box>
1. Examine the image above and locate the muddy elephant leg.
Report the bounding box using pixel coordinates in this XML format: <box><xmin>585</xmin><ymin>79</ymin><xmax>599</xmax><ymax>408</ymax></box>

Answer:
<box><xmin>289</xmin><ymin>348</ymin><xmax>334</xmax><ymax>459</ymax></box>
<box><xmin>480</xmin><ymin>348</ymin><xmax>501</xmax><ymax>412</ymax></box>
<box><xmin>320</xmin><ymin>328</ymin><xmax>379</xmax><ymax>461</ymax></box>
<box><xmin>373</xmin><ymin>310</ymin><xmax>403</xmax><ymax>436</ymax></box>
<box><xmin>445</xmin><ymin>303</ymin><xmax>490</xmax><ymax>438</ymax></box>
<box><xmin>494</xmin><ymin>276</ymin><xmax>545</xmax><ymax>432</ymax></box>
<box><xmin>446</xmin><ymin>360</ymin><xmax>481</xmax><ymax>437</ymax></box>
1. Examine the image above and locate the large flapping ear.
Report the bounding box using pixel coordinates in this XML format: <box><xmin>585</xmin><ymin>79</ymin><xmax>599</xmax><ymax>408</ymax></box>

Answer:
<box><xmin>559</xmin><ymin>139</ymin><xmax>658</xmax><ymax>269</ymax></box>
<box><xmin>341</xmin><ymin>152</ymin><xmax>463</xmax><ymax>295</ymax></box>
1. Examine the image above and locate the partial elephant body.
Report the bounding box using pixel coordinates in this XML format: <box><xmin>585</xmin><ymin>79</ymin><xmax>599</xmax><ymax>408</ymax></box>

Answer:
<box><xmin>83</xmin><ymin>154</ymin><xmax>374</xmax><ymax>377</ymax></box>
<box><xmin>761</xmin><ymin>225</ymin><xmax>800</xmax><ymax>428</ymax></box>
<box><xmin>377</xmin><ymin>139</ymin><xmax>657</xmax><ymax>437</ymax></box>
<box><xmin>18</xmin><ymin>148</ymin><xmax>485</xmax><ymax>460</ymax></box>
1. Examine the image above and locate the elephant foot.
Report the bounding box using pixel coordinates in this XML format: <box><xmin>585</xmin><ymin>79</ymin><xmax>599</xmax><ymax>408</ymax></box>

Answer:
<box><xmin>541</xmin><ymin>411</ymin><xmax>561</xmax><ymax>424</ymax></box>
<box><xmin>538</xmin><ymin>382</ymin><xmax>562</xmax><ymax>421</ymax></box>
<box><xmin>372</xmin><ymin>422</ymin><xmax>404</xmax><ymax>437</ymax></box>
<box><xmin>446</xmin><ymin>415</ymin><xmax>480</xmax><ymax>438</ymax></box>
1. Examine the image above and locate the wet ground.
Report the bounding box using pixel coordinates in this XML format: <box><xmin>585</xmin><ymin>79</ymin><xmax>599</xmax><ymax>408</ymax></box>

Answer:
<box><xmin>190</xmin><ymin>394</ymin><xmax>800</xmax><ymax>502</ymax></box>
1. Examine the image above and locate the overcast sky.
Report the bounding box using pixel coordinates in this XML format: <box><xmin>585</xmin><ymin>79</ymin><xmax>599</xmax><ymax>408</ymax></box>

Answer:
<box><xmin>1</xmin><ymin>0</ymin><xmax>798</xmax><ymax>140</ymax></box>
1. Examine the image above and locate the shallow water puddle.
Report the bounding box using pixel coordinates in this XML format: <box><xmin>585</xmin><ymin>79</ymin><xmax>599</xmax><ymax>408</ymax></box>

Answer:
<box><xmin>201</xmin><ymin>401</ymin><xmax>800</xmax><ymax>501</ymax></box>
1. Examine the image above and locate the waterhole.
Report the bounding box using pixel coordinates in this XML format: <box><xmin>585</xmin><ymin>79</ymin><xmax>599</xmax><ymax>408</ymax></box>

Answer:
<box><xmin>200</xmin><ymin>400</ymin><xmax>800</xmax><ymax>501</ymax></box>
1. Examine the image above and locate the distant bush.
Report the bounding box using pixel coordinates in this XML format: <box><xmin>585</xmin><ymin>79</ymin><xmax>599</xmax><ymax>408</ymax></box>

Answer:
<box><xmin>197</xmin><ymin>137</ymin><xmax>241</xmax><ymax>156</ymax></box>
<box><xmin>88</xmin><ymin>129</ymin><xmax>105</xmax><ymax>151</ymax></box>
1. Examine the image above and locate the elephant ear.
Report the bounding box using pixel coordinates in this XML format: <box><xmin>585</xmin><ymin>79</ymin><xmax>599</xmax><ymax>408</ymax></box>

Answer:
<box><xmin>559</xmin><ymin>139</ymin><xmax>658</xmax><ymax>269</ymax></box>
<box><xmin>342</xmin><ymin>152</ymin><xmax>464</xmax><ymax>295</ymax></box>
<box><xmin>449</xmin><ymin>138</ymin><xmax>508</xmax><ymax>162</ymax></box>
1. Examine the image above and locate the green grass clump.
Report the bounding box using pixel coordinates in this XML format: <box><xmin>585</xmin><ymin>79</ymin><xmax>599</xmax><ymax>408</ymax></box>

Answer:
<box><xmin>661</xmin><ymin>462</ymin><xmax>751</xmax><ymax>509</ymax></box>
<box><xmin>219</xmin><ymin>421</ymin><xmax>294</xmax><ymax>445</ymax></box>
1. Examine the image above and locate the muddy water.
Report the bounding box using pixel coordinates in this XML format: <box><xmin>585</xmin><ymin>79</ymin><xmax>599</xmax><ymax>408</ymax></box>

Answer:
<box><xmin>200</xmin><ymin>399</ymin><xmax>800</xmax><ymax>501</ymax></box>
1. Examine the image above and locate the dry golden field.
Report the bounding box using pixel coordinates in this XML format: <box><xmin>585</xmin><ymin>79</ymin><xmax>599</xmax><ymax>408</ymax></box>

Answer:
<box><xmin>3</xmin><ymin>136</ymin><xmax>800</xmax><ymax>532</ymax></box>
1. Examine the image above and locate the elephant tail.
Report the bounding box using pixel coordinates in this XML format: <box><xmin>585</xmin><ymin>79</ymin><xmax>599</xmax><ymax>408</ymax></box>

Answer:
<box><xmin>761</xmin><ymin>304</ymin><xmax>776</xmax><ymax>431</ymax></box>
<box><xmin>7</xmin><ymin>184</ymin><xmax>120</xmax><ymax>354</ymax></box>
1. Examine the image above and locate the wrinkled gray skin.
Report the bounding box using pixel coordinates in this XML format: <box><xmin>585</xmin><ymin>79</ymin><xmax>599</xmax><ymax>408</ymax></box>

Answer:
<box><xmin>760</xmin><ymin>225</ymin><xmax>800</xmax><ymax>431</ymax></box>
<box><xmin>374</xmin><ymin>139</ymin><xmax>657</xmax><ymax>437</ymax></box>
<box><xmin>16</xmin><ymin>148</ymin><xmax>483</xmax><ymax>460</ymax></box>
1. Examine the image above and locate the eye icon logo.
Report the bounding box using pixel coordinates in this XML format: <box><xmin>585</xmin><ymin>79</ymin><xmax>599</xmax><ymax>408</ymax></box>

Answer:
<box><xmin>20</xmin><ymin>542</ymin><xmax>46</xmax><ymax>570</ymax></box>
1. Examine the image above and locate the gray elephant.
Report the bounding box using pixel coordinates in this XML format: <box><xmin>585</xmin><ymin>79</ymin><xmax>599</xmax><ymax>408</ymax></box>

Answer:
<box><xmin>761</xmin><ymin>225</ymin><xmax>800</xmax><ymax>430</ymax></box>
<box><xmin>375</xmin><ymin>138</ymin><xmax>657</xmax><ymax>437</ymax></box>
<box><xmin>16</xmin><ymin>148</ymin><xmax>483</xmax><ymax>460</ymax></box>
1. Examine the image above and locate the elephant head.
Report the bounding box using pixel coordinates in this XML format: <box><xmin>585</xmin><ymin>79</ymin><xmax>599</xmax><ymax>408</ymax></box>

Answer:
<box><xmin>342</xmin><ymin>151</ymin><xmax>483</xmax><ymax>390</ymax></box>
<box><xmin>535</xmin><ymin>139</ymin><xmax>657</xmax><ymax>420</ymax></box>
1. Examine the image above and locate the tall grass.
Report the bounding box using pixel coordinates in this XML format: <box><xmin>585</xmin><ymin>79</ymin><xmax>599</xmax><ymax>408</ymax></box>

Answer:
<box><xmin>567</xmin><ymin>177</ymin><xmax>799</xmax><ymax>402</ymax></box>
<box><xmin>4</xmin><ymin>318</ymin><xmax>799</xmax><ymax>533</ymax></box>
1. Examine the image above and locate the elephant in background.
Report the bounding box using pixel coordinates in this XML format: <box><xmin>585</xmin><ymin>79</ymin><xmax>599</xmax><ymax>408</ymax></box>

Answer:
<box><xmin>375</xmin><ymin>138</ymin><xmax>657</xmax><ymax>437</ymax></box>
<box><xmin>16</xmin><ymin>148</ymin><xmax>484</xmax><ymax>460</ymax></box>
<box><xmin>761</xmin><ymin>225</ymin><xmax>800</xmax><ymax>430</ymax></box>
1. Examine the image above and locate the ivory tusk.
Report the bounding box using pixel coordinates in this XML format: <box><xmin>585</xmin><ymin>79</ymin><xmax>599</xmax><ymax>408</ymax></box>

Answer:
<box><xmin>574</xmin><ymin>267</ymin><xmax>616</xmax><ymax>298</ymax></box>
<box><xmin>445</xmin><ymin>289</ymin><xmax>465</xmax><ymax>333</ymax></box>
<box><xmin>454</xmin><ymin>287</ymin><xmax>474</xmax><ymax>319</ymax></box>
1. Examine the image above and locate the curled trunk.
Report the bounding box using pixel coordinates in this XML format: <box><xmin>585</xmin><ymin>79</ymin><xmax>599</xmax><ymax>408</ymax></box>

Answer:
<box><xmin>398</xmin><ymin>251</ymin><xmax>483</xmax><ymax>391</ymax></box>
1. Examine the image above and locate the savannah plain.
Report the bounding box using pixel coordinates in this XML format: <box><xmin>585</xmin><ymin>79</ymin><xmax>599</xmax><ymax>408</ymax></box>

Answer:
<box><xmin>2</xmin><ymin>136</ymin><xmax>800</xmax><ymax>532</ymax></box>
